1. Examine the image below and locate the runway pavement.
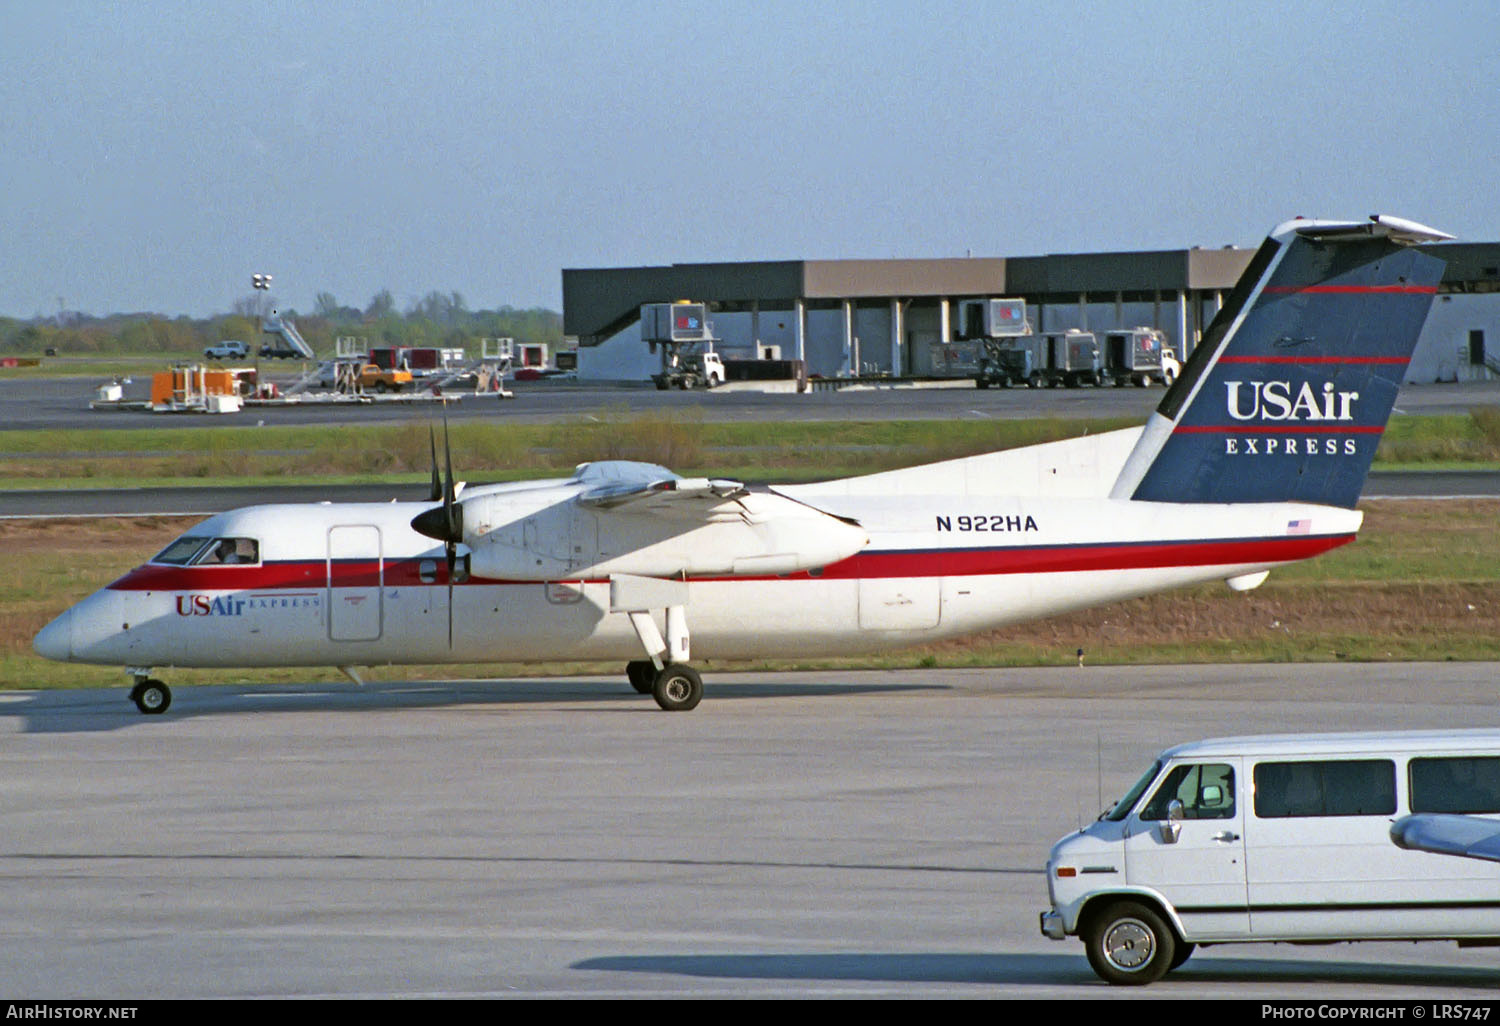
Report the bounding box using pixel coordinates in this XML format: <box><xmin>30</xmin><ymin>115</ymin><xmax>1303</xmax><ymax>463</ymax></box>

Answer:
<box><xmin>2</xmin><ymin>663</ymin><xmax>1498</xmax><ymax>998</ymax></box>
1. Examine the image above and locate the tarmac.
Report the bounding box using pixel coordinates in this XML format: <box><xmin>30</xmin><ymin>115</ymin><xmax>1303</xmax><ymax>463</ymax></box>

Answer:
<box><xmin>2</xmin><ymin>662</ymin><xmax>1497</xmax><ymax>998</ymax></box>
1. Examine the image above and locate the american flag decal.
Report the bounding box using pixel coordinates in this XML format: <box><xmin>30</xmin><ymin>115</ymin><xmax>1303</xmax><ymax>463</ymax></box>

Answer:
<box><xmin>1286</xmin><ymin>519</ymin><xmax>1311</xmax><ymax>535</ymax></box>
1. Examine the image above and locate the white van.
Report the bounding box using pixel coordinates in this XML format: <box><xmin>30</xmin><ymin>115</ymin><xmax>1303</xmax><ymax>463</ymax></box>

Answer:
<box><xmin>1039</xmin><ymin>730</ymin><xmax>1500</xmax><ymax>985</ymax></box>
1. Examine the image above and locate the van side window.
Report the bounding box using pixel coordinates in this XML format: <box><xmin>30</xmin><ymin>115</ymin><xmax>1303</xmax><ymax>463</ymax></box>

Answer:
<box><xmin>1410</xmin><ymin>756</ymin><xmax>1500</xmax><ymax>814</ymax></box>
<box><xmin>1254</xmin><ymin>759</ymin><xmax>1395</xmax><ymax>818</ymax></box>
<box><xmin>1140</xmin><ymin>763</ymin><xmax>1236</xmax><ymax>820</ymax></box>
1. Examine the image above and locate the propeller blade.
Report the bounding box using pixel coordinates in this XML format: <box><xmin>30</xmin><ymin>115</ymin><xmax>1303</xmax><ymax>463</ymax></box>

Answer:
<box><xmin>410</xmin><ymin>410</ymin><xmax>464</xmax><ymax>542</ymax></box>
<box><xmin>442</xmin><ymin>405</ymin><xmax>457</xmax><ymax>647</ymax></box>
<box><xmin>442</xmin><ymin>405</ymin><xmax>459</xmax><ymax>535</ymax></box>
<box><xmin>446</xmin><ymin>540</ymin><xmax>457</xmax><ymax>648</ymax></box>
<box><xmin>428</xmin><ymin>425</ymin><xmax>441</xmax><ymax>502</ymax></box>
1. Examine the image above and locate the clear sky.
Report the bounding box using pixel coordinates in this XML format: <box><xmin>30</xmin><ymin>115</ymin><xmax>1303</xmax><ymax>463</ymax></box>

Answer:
<box><xmin>3</xmin><ymin>0</ymin><xmax>1497</xmax><ymax>319</ymax></box>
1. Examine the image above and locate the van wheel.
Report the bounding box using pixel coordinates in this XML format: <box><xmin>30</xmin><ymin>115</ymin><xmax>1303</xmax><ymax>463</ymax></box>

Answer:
<box><xmin>1168</xmin><ymin>942</ymin><xmax>1195</xmax><ymax>971</ymax></box>
<box><xmin>1084</xmin><ymin>901</ymin><xmax>1176</xmax><ymax>986</ymax></box>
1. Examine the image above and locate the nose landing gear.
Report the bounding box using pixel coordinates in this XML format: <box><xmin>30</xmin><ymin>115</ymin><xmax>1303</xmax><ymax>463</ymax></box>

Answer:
<box><xmin>127</xmin><ymin>673</ymin><xmax>172</xmax><ymax>715</ymax></box>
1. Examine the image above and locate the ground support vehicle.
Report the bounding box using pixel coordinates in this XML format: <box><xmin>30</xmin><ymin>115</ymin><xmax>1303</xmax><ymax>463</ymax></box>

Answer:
<box><xmin>1040</xmin><ymin>730</ymin><xmax>1500</xmax><ymax>985</ymax></box>
<box><xmin>204</xmin><ymin>341</ymin><xmax>249</xmax><ymax>360</ymax></box>
<box><xmin>1036</xmin><ymin>331</ymin><xmax>1102</xmax><ymax>388</ymax></box>
<box><xmin>653</xmin><ymin>351</ymin><xmax>725</xmax><ymax>390</ymax></box>
<box><xmin>357</xmin><ymin>363</ymin><xmax>415</xmax><ymax>393</ymax></box>
<box><xmin>1103</xmin><ymin>328</ymin><xmax>1178</xmax><ymax>387</ymax></box>
<box><xmin>974</xmin><ymin>341</ymin><xmax>1035</xmax><ymax>388</ymax></box>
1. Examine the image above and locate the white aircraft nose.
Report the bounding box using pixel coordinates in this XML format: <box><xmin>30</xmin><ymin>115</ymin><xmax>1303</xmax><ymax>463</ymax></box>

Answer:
<box><xmin>33</xmin><ymin>609</ymin><xmax>72</xmax><ymax>661</ymax></box>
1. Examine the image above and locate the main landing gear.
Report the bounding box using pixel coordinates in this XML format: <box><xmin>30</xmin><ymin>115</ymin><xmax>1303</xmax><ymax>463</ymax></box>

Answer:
<box><xmin>625</xmin><ymin>659</ymin><xmax>704</xmax><ymax>712</ymax></box>
<box><xmin>620</xmin><ymin>599</ymin><xmax>705</xmax><ymax>712</ymax></box>
<box><xmin>127</xmin><ymin>671</ymin><xmax>171</xmax><ymax>715</ymax></box>
<box><xmin>612</xmin><ymin>575</ymin><xmax>705</xmax><ymax>711</ymax></box>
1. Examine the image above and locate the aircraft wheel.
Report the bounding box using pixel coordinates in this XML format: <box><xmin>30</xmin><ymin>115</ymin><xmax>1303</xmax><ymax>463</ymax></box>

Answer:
<box><xmin>975</xmin><ymin>377</ymin><xmax>989</xmax><ymax>390</ymax></box>
<box><xmin>652</xmin><ymin>664</ymin><xmax>702</xmax><ymax>712</ymax></box>
<box><xmin>129</xmin><ymin>679</ymin><xmax>172</xmax><ymax>715</ymax></box>
<box><xmin>1083</xmin><ymin>900</ymin><xmax>1175</xmax><ymax>985</ymax></box>
<box><xmin>625</xmin><ymin>660</ymin><xmax>655</xmax><ymax>695</ymax></box>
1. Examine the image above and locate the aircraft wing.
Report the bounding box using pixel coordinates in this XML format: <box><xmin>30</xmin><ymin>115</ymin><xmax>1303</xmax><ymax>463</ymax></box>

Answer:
<box><xmin>1390</xmin><ymin>814</ymin><xmax>1500</xmax><ymax>863</ymax></box>
<box><xmin>578</xmin><ymin>476</ymin><xmax>749</xmax><ymax>515</ymax></box>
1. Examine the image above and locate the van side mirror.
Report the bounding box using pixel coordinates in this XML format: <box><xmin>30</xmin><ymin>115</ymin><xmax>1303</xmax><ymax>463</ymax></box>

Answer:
<box><xmin>1157</xmin><ymin>798</ymin><xmax>1184</xmax><ymax>844</ymax></box>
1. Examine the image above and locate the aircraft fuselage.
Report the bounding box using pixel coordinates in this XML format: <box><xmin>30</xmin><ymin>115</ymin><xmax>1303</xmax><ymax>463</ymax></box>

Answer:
<box><xmin>37</xmin><ymin>491</ymin><xmax>1358</xmax><ymax>670</ymax></box>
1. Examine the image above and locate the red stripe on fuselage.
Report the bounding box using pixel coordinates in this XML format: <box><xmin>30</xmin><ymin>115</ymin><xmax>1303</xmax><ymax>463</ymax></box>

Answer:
<box><xmin>105</xmin><ymin>534</ymin><xmax>1355</xmax><ymax>591</ymax></box>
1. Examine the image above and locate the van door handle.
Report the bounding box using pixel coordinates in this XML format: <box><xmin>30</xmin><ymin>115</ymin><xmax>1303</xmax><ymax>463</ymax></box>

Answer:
<box><xmin>1214</xmin><ymin>831</ymin><xmax>1240</xmax><ymax>842</ymax></box>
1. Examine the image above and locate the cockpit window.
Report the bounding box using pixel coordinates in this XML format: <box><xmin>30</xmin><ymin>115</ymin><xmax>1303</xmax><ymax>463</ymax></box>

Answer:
<box><xmin>153</xmin><ymin>536</ymin><xmax>260</xmax><ymax>565</ymax></box>
<box><xmin>153</xmin><ymin>536</ymin><xmax>213</xmax><ymax>565</ymax></box>
<box><xmin>193</xmin><ymin>537</ymin><xmax>260</xmax><ymax>566</ymax></box>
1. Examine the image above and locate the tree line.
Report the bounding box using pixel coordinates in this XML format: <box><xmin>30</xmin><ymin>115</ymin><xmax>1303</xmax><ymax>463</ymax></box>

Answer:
<box><xmin>0</xmin><ymin>289</ymin><xmax>563</xmax><ymax>355</ymax></box>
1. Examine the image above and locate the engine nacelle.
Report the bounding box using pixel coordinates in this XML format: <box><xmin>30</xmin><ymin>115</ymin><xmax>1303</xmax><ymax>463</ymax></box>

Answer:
<box><xmin>464</xmin><ymin>490</ymin><xmax>867</xmax><ymax>581</ymax></box>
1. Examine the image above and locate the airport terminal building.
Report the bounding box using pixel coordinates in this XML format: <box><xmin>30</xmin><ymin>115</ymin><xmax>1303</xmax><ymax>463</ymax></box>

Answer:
<box><xmin>563</xmin><ymin>240</ymin><xmax>1500</xmax><ymax>385</ymax></box>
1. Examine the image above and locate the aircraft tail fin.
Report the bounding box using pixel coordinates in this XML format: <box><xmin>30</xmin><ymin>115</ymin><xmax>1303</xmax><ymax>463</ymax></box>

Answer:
<box><xmin>1110</xmin><ymin>215</ymin><xmax>1451</xmax><ymax>508</ymax></box>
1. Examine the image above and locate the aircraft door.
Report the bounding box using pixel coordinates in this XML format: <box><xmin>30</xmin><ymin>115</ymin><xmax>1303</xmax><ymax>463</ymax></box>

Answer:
<box><xmin>328</xmin><ymin>524</ymin><xmax>383</xmax><ymax>641</ymax></box>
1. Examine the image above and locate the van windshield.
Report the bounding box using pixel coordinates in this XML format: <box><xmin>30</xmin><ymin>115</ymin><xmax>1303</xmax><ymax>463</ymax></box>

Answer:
<box><xmin>1104</xmin><ymin>759</ymin><xmax>1163</xmax><ymax>821</ymax></box>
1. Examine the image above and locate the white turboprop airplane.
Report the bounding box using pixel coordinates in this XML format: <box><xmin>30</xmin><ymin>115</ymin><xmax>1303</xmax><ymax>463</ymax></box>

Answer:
<box><xmin>34</xmin><ymin>214</ymin><xmax>1453</xmax><ymax>715</ymax></box>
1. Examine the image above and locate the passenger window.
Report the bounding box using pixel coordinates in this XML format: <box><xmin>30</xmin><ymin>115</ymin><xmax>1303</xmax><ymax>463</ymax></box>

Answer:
<box><xmin>1140</xmin><ymin>763</ymin><xmax>1236</xmax><ymax>820</ymax></box>
<box><xmin>1254</xmin><ymin>760</ymin><xmax>1395</xmax><ymax>818</ymax></box>
<box><xmin>193</xmin><ymin>537</ymin><xmax>260</xmax><ymax>566</ymax></box>
<box><xmin>1410</xmin><ymin>757</ymin><xmax>1500</xmax><ymax>814</ymax></box>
